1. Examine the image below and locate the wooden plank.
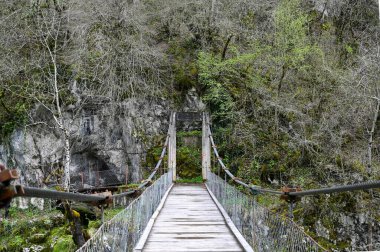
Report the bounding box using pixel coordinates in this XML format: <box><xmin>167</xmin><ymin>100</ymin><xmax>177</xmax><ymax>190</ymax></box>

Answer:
<box><xmin>141</xmin><ymin>248</ymin><xmax>242</xmax><ymax>252</ymax></box>
<box><xmin>134</xmin><ymin>184</ymin><xmax>174</xmax><ymax>252</ymax></box>
<box><xmin>138</xmin><ymin>184</ymin><xmax>250</xmax><ymax>252</ymax></box>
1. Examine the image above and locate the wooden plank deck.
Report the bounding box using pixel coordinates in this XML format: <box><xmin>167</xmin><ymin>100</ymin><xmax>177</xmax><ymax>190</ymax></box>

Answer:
<box><xmin>139</xmin><ymin>184</ymin><xmax>247</xmax><ymax>252</ymax></box>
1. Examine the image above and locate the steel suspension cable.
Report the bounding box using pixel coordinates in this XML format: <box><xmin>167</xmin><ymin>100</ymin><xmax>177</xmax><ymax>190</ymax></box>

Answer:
<box><xmin>207</xmin><ymin>123</ymin><xmax>280</xmax><ymax>195</ymax></box>
<box><xmin>20</xmin><ymin>186</ymin><xmax>110</xmax><ymax>203</ymax></box>
<box><xmin>207</xmin><ymin>118</ymin><xmax>380</xmax><ymax>198</ymax></box>
<box><xmin>289</xmin><ymin>180</ymin><xmax>380</xmax><ymax>197</ymax></box>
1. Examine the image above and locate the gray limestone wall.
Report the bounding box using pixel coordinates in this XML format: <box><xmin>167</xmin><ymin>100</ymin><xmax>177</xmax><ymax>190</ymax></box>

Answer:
<box><xmin>0</xmin><ymin>89</ymin><xmax>205</xmax><ymax>197</ymax></box>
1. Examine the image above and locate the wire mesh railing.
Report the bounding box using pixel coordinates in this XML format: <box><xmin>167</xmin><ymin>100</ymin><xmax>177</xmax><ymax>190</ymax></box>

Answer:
<box><xmin>206</xmin><ymin>171</ymin><xmax>326</xmax><ymax>252</ymax></box>
<box><xmin>76</xmin><ymin>169</ymin><xmax>173</xmax><ymax>252</ymax></box>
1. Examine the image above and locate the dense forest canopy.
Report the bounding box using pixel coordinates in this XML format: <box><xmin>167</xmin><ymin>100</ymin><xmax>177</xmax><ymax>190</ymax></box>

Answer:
<box><xmin>0</xmin><ymin>0</ymin><xmax>380</xmax><ymax>251</ymax></box>
<box><xmin>2</xmin><ymin>0</ymin><xmax>378</xmax><ymax>182</ymax></box>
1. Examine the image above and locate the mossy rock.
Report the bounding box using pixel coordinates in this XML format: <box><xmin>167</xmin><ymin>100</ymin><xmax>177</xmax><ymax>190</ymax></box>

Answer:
<box><xmin>46</xmin><ymin>226</ymin><xmax>75</xmax><ymax>252</ymax></box>
<box><xmin>70</xmin><ymin>202</ymin><xmax>97</xmax><ymax>219</ymax></box>
<box><xmin>350</xmin><ymin>160</ymin><xmax>366</xmax><ymax>174</ymax></box>
<box><xmin>87</xmin><ymin>220</ymin><xmax>102</xmax><ymax>237</ymax></box>
<box><xmin>29</xmin><ymin>233</ymin><xmax>48</xmax><ymax>244</ymax></box>
<box><xmin>52</xmin><ymin>235</ymin><xmax>75</xmax><ymax>252</ymax></box>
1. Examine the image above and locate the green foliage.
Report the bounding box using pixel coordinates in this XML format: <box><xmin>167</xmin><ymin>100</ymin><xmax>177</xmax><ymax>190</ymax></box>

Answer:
<box><xmin>52</xmin><ymin>235</ymin><xmax>76</xmax><ymax>252</ymax></box>
<box><xmin>273</xmin><ymin>0</ymin><xmax>321</xmax><ymax>74</ymax></box>
<box><xmin>176</xmin><ymin>146</ymin><xmax>201</xmax><ymax>179</ymax></box>
<box><xmin>343</xmin><ymin>42</ymin><xmax>359</xmax><ymax>57</ymax></box>
<box><xmin>104</xmin><ymin>206</ymin><xmax>125</xmax><ymax>220</ymax></box>
<box><xmin>176</xmin><ymin>131</ymin><xmax>202</xmax><ymax>178</ymax></box>
<box><xmin>143</xmin><ymin>136</ymin><xmax>169</xmax><ymax>177</ymax></box>
<box><xmin>7</xmin><ymin>236</ymin><xmax>25</xmax><ymax>250</ymax></box>
<box><xmin>344</xmin><ymin>44</ymin><xmax>354</xmax><ymax>54</ymax></box>
<box><xmin>350</xmin><ymin>160</ymin><xmax>366</xmax><ymax>174</ymax></box>
<box><xmin>195</xmin><ymin>0</ymin><xmax>331</xmax><ymax>195</ymax></box>
<box><xmin>144</xmin><ymin>131</ymin><xmax>202</xmax><ymax>179</ymax></box>
<box><xmin>176</xmin><ymin>176</ymin><xmax>203</xmax><ymax>183</ymax></box>
<box><xmin>197</xmin><ymin>49</ymin><xmax>262</xmax><ymax>124</ymax></box>
<box><xmin>85</xmin><ymin>206</ymin><xmax>125</xmax><ymax>238</ymax></box>
<box><xmin>0</xmin><ymin>1</ymin><xmax>378</xmax><ymax>250</ymax></box>
<box><xmin>0</xmin><ymin>88</ymin><xmax>29</xmax><ymax>140</ymax></box>
<box><xmin>168</xmin><ymin>41</ymin><xmax>199</xmax><ymax>95</ymax></box>
<box><xmin>321</xmin><ymin>22</ymin><xmax>332</xmax><ymax>31</ymax></box>
<box><xmin>0</xmin><ymin>205</ymin><xmax>128</xmax><ymax>252</ymax></box>
<box><xmin>48</xmin><ymin>226</ymin><xmax>75</xmax><ymax>252</ymax></box>
<box><xmin>177</xmin><ymin>130</ymin><xmax>202</xmax><ymax>138</ymax></box>
<box><xmin>0</xmin><ymin>207</ymin><xmax>73</xmax><ymax>252</ymax></box>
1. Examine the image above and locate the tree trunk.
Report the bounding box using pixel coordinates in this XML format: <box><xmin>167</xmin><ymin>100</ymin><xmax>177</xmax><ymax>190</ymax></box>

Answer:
<box><xmin>367</xmin><ymin>99</ymin><xmax>380</xmax><ymax>174</ymax></box>
<box><xmin>221</xmin><ymin>35</ymin><xmax>233</xmax><ymax>61</ymax></box>
<box><xmin>48</xmin><ymin>41</ymin><xmax>72</xmax><ymax>192</ymax></box>
<box><xmin>63</xmin><ymin>129</ymin><xmax>71</xmax><ymax>191</ymax></box>
<box><xmin>211</xmin><ymin>0</ymin><xmax>216</xmax><ymax>18</ymax></box>
<box><xmin>367</xmin><ymin>98</ymin><xmax>379</xmax><ymax>251</ymax></box>
<box><xmin>274</xmin><ymin>64</ymin><xmax>287</xmax><ymax>136</ymax></box>
<box><xmin>210</xmin><ymin>0</ymin><xmax>216</xmax><ymax>26</ymax></box>
<box><xmin>63</xmin><ymin>202</ymin><xmax>86</xmax><ymax>248</ymax></box>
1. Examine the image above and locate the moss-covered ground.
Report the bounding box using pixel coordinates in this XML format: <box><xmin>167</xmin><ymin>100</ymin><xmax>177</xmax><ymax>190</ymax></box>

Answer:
<box><xmin>0</xmin><ymin>205</ymin><xmax>125</xmax><ymax>252</ymax></box>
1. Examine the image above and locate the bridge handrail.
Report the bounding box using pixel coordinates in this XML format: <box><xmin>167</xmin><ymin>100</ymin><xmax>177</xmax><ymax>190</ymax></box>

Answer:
<box><xmin>206</xmin><ymin>118</ymin><xmax>380</xmax><ymax>198</ymax></box>
<box><xmin>76</xmin><ymin>169</ymin><xmax>173</xmax><ymax>252</ymax></box>
<box><xmin>206</xmin><ymin>171</ymin><xmax>327</xmax><ymax>252</ymax></box>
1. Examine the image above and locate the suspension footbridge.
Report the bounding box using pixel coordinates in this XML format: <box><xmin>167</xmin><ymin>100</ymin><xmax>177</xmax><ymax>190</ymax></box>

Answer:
<box><xmin>135</xmin><ymin>184</ymin><xmax>250</xmax><ymax>252</ymax></box>
<box><xmin>1</xmin><ymin>112</ymin><xmax>380</xmax><ymax>251</ymax></box>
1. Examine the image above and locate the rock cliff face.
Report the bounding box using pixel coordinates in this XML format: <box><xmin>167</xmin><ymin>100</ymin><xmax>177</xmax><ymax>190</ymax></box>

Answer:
<box><xmin>0</xmin><ymin>90</ymin><xmax>205</xmax><ymax>193</ymax></box>
<box><xmin>301</xmin><ymin>196</ymin><xmax>380</xmax><ymax>251</ymax></box>
<box><xmin>0</xmin><ymin>98</ymin><xmax>168</xmax><ymax>188</ymax></box>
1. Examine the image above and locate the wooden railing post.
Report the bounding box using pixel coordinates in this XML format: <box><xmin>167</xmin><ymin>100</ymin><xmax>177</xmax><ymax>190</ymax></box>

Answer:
<box><xmin>168</xmin><ymin>112</ymin><xmax>177</xmax><ymax>181</ymax></box>
<box><xmin>202</xmin><ymin>112</ymin><xmax>211</xmax><ymax>180</ymax></box>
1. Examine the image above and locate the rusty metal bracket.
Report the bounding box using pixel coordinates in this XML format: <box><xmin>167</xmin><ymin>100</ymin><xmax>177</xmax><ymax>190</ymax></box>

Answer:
<box><xmin>280</xmin><ymin>186</ymin><xmax>302</xmax><ymax>203</ymax></box>
<box><xmin>280</xmin><ymin>186</ymin><xmax>302</xmax><ymax>219</ymax></box>
<box><xmin>0</xmin><ymin>186</ymin><xmax>17</xmax><ymax>201</ymax></box>
<box><xmin>0</xmin><ymin>185</ymin><xmax>24</xmax><ymax>209</ymax></box>
<box><xmin>0</xmin><ymin>169</ymin><xmax>19</xmax><ymax>184</ymax></box>
<box><xmin>0</xmin><ymin>169</ymin><xmax>20</xmax><ymax>209</ymax></box>
<box><xmin>92</xmin><ymin>191</ymin><xmax>113</xmax><ymax>207</ymax></box>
